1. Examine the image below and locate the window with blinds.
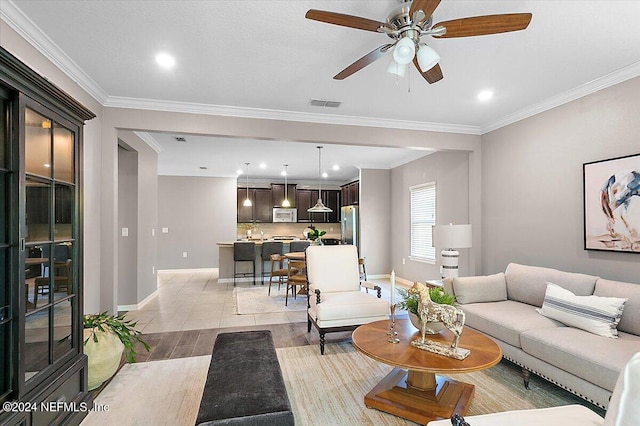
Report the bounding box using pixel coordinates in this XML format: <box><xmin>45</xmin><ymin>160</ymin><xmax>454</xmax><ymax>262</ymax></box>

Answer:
<box><xmin>410</xmin><ymin>182</ymin><xmax>436</xmax><ymax>262</ymax></box>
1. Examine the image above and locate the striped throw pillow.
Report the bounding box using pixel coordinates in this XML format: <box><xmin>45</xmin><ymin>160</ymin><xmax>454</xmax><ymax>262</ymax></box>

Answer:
<box><xmin>537</xmin><ymin>282</ymin><xmax>627</xmax><ymax>338</ymax></box>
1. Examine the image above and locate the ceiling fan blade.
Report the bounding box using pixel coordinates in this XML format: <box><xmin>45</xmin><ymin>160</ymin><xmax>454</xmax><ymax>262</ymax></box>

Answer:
<box><xmin>433</xmin><ymin>13</ymin><xmax>532</xmax><ymax>38</ymax></box>
<box><xmin>334</xmin><ymin>44</ymin><xmax>394</xmax><ymax>80</ymax></box>
<box><xmin>409</xmin><ymin>0</ymin><xmax>442</xmax><ymax>20</ymax></box>
<box><xmin>413</xmin><ymin>58</ymin><xmax>443</xmax><ymax>84</ymax></box>
<box><xmin>305</xmin><ymin>9</ymin><xmax>385</xmax><ymax>32</ymax></box>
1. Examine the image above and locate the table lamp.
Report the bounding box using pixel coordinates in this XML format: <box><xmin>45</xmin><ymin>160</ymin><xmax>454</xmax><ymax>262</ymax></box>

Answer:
<box><xmin>432</xmin><ymin>224</ymin><xmax>472</xmax><ymax>279</ymax></box>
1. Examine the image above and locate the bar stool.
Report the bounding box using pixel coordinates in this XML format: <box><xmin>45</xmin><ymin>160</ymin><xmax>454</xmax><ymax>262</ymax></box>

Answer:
<box><xmin>260</xmin><ymin>241</ymin><xmax>284</xmax><ymax>285</ymax></box>
<box><xmin>289</xmin><ymin>240</ymin><xmax>310</xmax><ymax>253</ymax></box>
<box><xmin>233</xmin><ymin>241</ymin><xmax>256</xmax><ymax>286</ymax></box>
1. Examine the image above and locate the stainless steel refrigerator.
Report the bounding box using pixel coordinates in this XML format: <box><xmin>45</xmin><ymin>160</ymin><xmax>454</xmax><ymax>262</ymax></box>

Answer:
<box><xmin>341</xmin><ymin>206</ymin><xmax>359</xmax><ymax>253</ymax></box>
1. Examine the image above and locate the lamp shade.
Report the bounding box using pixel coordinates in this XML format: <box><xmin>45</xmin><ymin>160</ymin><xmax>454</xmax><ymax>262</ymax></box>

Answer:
<box><xmin>432</xmin><ymin>224</ymin><xmax>472</xmax><ymax>249</ymax></box>
<box><xmin>393</xmin><ymin>37</ymin><xmax>415</xmax><ymax>65</ymax></box>
<box><xmin>387</xmin><ymin>59</ymin><xmax>407</xmax><ymax>77</ymax></box>
<box><xmin>417</xmin><ymin>45</ymin><xmax>440</xmax><ymax>72</ymax></box>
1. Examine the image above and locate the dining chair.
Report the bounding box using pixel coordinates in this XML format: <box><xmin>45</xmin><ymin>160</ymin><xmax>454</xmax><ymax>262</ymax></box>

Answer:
<box><xmin>260</xmin><ymin>241</ymin><xmax>284</xmax><ymax>285</ymax></box>
<box><xmin>267</xmin><ymin>254</ymin><xmax>289</xmax><ymax>295</ymax></box>
<box><xmin>286</xmin><ymin>260</ymin><xmax>307</xmax><ymax>306</ymax></box>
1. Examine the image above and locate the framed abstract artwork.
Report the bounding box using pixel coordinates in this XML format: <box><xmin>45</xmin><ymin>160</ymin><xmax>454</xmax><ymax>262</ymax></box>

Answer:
<box><xmin>583</xmin><ymin>153</ymin><xmax>640</xmax><ymax>252</ymax></box>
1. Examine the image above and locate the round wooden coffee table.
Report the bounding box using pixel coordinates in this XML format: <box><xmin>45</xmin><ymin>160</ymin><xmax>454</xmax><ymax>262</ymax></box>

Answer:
<box><xmin>352</xmin><ymin>319</ymin><xmax>502</xmax><ymax>424</ymax></box>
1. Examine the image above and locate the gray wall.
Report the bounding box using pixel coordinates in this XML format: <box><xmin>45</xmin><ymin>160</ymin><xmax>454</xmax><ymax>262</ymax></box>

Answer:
<box><xmin>117</xmin><ymin>131</ymin><xmax>159</xmax><ymax>307</ymax></box>
<box><xmin>391</xmin><ymin>151</ymin><xmax>471</xmax><ymax>282</ymax></box>
<box><xmin>481</xmin><ymin>76</ymin><xmax>640</xmax><ymax>283</ymax></box>
<box><xmin>117</xmin><ymin>147</ymin><xmax>138</xmax><ymax>305</ymax></box>
<box><xmin>360</xmin><ymin>169</ymin><xmax>392</xmax><ymax>275</ymax></box>
<box><xmin>158</xmin><ymin>176</ymin><xmax>237</xmax><ymax>269</ymax></box>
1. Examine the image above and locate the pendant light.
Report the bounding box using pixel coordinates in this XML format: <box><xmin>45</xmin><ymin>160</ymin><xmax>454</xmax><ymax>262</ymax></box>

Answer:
<box><xmin>308</xmin><ymin>146</ymin><xmax>332</xmax><ymax>213</ymax></box>
<box><xmin>242</xmin><ymin>162</ymin><xmax>252</xmax><ymax>207</ymax></box>
<box><xmin>282</xmin><ymin>164</ymin><xmax>291</xmax><ymax>207</ymax></box>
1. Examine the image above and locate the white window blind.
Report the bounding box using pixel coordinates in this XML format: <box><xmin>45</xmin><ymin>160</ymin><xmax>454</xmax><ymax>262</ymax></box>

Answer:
<box><xmin>410</xmin><ymin>182</ymin><xmax>436</xmax><ymax>262</ymax></box>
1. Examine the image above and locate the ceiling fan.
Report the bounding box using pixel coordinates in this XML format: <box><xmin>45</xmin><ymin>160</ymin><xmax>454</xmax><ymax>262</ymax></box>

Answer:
<box><xmin>305</xmin><ymin>0</ymin><xmax>532</xmax><ymax>83</ymax></box>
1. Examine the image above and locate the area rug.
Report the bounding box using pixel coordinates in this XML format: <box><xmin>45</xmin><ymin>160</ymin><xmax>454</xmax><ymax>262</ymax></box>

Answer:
<box><xmin>234</xmin><ymin>285</ymin><xmax>307</xmax><ymax>314</ymax></box>
<box><xmin>82</xmin><ymin>342</ymin><xmax>598</xmax><ymax>426</ymax></box>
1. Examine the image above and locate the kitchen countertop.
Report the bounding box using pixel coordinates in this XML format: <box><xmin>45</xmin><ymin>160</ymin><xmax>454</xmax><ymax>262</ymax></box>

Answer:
<box><xmin>217</xmin><ymin>239</ymin><xmax>303</xmax><ymax>247</ymax></box>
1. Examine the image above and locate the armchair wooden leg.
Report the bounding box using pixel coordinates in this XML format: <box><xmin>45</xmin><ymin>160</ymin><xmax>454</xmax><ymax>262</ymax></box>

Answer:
<box><xmin>319</xmin><ymin>332</ymin><xmax>326</xmax><ymax>355</ymax></box>
<box><xmin>307</xmin><ymin>317</ymin><xmax>312</xmax><ymax>332</ymax></box>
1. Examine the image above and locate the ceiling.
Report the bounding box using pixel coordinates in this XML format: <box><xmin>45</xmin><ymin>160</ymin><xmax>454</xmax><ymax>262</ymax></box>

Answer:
<box><xmin>4</xmin><ymin>0</ymin><xmax>640</xmax><ymax>180</ymax></box>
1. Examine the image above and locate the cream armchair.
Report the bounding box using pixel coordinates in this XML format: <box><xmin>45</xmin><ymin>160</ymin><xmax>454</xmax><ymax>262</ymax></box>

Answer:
<box><xmin>306</xmin><ymin>245</ymin><xmax>389</xmax><ymax>355</ymax></box>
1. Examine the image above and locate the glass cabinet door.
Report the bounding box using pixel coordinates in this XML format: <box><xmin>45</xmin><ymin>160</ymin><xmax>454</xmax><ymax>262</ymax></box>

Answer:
<box><xmin>23</xmin><ymin>104</ymin><xmax>79</xmax><ymax>388</ymax></box>
<box><xmin>0</xmin><ymin>85</ymin><xmax>12</xmax><ymax>402</ymax></box>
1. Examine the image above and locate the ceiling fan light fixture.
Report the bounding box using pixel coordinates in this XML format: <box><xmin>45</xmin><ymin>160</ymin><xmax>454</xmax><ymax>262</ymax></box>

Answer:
<box><xmin>417</xmin><ymin>45</ymin><xmax>440</xmax><ymax>72</ymax></box>
<box><xmin>387</xmin><ymin>58</ymin><xmax>407</xmax><ymax>77</ymax></box>
<box><xmin>392</xmin><ymin>37</ymin><xmax>415</xmax><ymax>65</ymax></box>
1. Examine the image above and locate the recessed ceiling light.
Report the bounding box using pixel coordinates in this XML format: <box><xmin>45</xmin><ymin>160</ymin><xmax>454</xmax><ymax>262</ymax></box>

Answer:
<box><xmin>155</xmin><ymin>53</ymin><xmax>176</xmax><ymax>69</ymax></box>
<box><xmin>280</xmin><ymin>170</ymin><xmax>287</xmax><ymax>176</ymax></box>
<box><xmin>332</xmin><ymin>165</ymin><xmax>340</xmax><ymax>171</ymax></box>
<box><xmin>259</xmin><ymin>163</ymin><xmax>266</xmax><ymax>169</ymax></box>
<box><xmin>477</xmin><ymin>90</ymin><xmax>494</xmax><ymax>101</ymax></box>
<box><xmin>236</xmin><ymin>169</ymin><xmax>243</xmax><ymax>175</ymax></box>
<box><xmin>322</xmin><ymin>172</ymin><xmax>328</xmax><ymax>178</ymax></box>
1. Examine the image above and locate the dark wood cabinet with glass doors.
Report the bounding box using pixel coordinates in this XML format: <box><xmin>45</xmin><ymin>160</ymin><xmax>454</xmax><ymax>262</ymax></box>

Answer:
<box><xmin>1</xmin><ymin>47</ymin><xmax>95</xmax><ymax>425</ymax></box>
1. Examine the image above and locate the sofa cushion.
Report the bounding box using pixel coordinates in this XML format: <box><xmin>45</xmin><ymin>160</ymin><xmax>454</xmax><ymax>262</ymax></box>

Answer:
<box><xmin>594</xmin><ymin>278</ymin><xmax>640</xmax><ymax>336</ymax></box>
<box><xmin>461</xmin><ymin>300</ymin><xmax>563</xmax><ymax>348</ymax></box>
<box><xmin>604</xmin><ymin>351</ymin><xmax>640</xmax><ymax>426</ymax></box>
<box><xmin>308</xmin><ymin>288</ymin><xmax>389</xmax><ymax>322</ymax></box>
<box><xmin>505</xmin><ymin>263</ymin><xmax>598</xmax><ymax>307</ymax></box>
<box><xmin>453</xmin><ymin>272</ymin><xmax>508</xmax><ymax>304</ymax></box>
<box><xmin>520</xmin><ymin>328</ymin><xmax>640</xmax><ymax>392</ymax></box>
<box><xmin>537</xmin><ymin>283</ymin><xmax>627</xmax><ymax>338</ymax></box>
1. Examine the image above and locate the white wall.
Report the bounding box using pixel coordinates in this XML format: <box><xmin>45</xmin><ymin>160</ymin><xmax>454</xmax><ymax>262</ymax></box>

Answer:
<box><xmin>157</xmin><ymin>176</ymin><xmax>237</xmax><ymax>269</ymax></box>
<box><xmin>481</xmin><ymin>76</ymin><xmax>640</xmax><ymax>283</ymax></box>
<box><xmin>391</xmin><ymin>151</ymin><xmax>472</xmax><ymax>282</ymax></box>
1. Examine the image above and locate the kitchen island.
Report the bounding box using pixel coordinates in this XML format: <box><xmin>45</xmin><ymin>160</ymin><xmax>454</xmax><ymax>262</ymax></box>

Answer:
<box><xmin>217</xmin><ymin>238</ymin><xmax>340</xmax><ymax>282</ymax></box>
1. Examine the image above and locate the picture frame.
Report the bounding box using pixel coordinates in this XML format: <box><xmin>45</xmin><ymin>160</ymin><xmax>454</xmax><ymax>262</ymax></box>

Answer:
<box><xmin>583</xmin><ymin>153</ymin><xmax>640</xmax><ymax>252</ymax></box>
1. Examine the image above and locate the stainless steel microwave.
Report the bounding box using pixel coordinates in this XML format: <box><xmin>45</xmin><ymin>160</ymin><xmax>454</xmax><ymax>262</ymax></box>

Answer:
<box><xmin>273</xmin><ymin>208</ymin><xmax>297</xmax><ymax>223</ymax></box>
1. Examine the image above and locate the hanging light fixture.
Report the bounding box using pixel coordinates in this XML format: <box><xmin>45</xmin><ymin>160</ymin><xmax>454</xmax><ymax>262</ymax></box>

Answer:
<box><xmin>308</xmin><ymin>146</ymin><xmax>332</xmax><ymax>213</ymax></box>
<box><xmin>243</xmin><ymin>162</ymin><xmax>252</xmax><ymax>207</ymax></box>
<box><xmin>282</xmin><ymin>164</ymin><xmax>291</xmax><ymax>207</ymax></box>
<box><xmin>416</xmin><ymin>44</ymin><xmax>440</xmax><ymax>72</ymax></box>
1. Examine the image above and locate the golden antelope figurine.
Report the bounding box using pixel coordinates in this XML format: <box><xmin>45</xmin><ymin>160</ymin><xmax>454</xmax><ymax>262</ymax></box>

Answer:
<box><xmin>408</xmin><ymin>282</ymin><xmax>466</xmax><ymax>350</ymax></box>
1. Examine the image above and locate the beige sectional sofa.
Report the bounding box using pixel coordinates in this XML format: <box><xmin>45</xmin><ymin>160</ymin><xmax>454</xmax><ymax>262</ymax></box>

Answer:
<box><xmin>443</xmin><ymin>263</ymin><xmax>640</xmax><ymax>409</ymax></box>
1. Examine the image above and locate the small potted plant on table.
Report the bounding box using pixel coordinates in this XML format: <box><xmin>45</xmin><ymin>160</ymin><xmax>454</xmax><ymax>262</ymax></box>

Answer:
<box><xmin>397</xmin><ymin>286</ymin><xmax>456</xmax><ymax>334</ymax></box>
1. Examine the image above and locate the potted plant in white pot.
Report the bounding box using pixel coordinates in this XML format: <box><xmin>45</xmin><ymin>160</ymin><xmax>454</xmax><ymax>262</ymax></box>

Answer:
<box><xmin>83</xmin><ymin>312</ymin><xmax>150</xmax><ymax>390</ymax></box>
<box><xmin>397</xmin><ymin>286</ymin><xmax>456</xmax><ymax>334</ymax></box>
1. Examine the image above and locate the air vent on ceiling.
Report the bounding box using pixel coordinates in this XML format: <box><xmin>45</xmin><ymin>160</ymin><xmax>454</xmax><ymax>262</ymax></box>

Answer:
<box><xmin>309</xmin><ymin>99</ymin><xmax>342</xmax><ymax>108</ymax></box>
<box><xmin>174</xmin><ymin>137</ymin><xmax>187</xmax><ymax>142</ymax></box>
<box><xmin>199</xmin><ymin>166</ymin><xmax>208</xmax><ymax>170</ymax></box>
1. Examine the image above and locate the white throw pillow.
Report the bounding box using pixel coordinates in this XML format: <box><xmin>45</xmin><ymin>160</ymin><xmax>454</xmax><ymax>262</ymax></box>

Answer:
<box><xmin>537</xmin><ymin>282</ymin><xmax>627</xmax><ymax>338</ymax></box>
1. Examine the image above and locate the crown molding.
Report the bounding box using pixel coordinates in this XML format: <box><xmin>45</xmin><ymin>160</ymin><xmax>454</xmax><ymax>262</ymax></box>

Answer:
<box><xmin>133</xmin><ymin>131</ymin><xmax>164</xmax><ymax>153</ymax></box>
<box><xmin>103</xmin><ymin>96</ymin><xmax>482</xmax><ymax>135</ymax></box>
<box><xmin>1</xmin><ymin>0</ymin><xmax>109</xmax><ymax>104</ymax></box>
<box><xmin>480</xmin><ymin>61</ymin><xmax>640</xmax><ymax>134</ymax></box>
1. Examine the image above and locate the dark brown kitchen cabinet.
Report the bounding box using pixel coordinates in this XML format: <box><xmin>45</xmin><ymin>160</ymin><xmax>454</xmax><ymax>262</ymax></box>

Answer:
<box><xmin>323</xmin><ymin>190</ymin><xmax>341</xmax><ymax>223</ymax></box>
<box><xmin>271</xmin><ymin>183</ymin><xmax>296</xmax><ymax>208</ymax></box>
<box><xmin>1</xmin><ymin>46</ymin><xmax>94</xmax><ymax>426</ymax></box>
<box><xmin>296</xmin><ymin>189</ymin><xmax>318</xmax><ymax>223</ymax></box>
<box><xmin>237</xmin><ymin>187</ymin><xmax>273</xmax><ymax>222</ymax></box>
<box><xmin>254</xmin><ymin>189</ymin><xmax>272</xmax><ymax>222</ymax></box>
<box><xmin>340</xmin><ymin>180</ymin><xmax>359</xmax><ymax>206</ymax></box>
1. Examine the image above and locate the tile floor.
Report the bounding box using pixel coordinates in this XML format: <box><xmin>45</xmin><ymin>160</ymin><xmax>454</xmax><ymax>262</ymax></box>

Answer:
<box><xmin>121</xmin><ymin>269</ymin><xmax>396</xmax><ymax>363</ymax></box>
<box><xmin>124</xmin><ymin>269</ymin><xmax>396</xmax><ymax>335</ymax></box>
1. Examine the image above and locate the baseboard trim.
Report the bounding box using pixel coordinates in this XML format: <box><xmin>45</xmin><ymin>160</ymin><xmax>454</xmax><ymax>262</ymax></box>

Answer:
<box><xmin>158</xmin><ymin>268</ymin><xmax>218</xmax><ymax>274</ymax></box>
<box><xmin>118</xmin><ymin>288</ymin><xmax>158</xmax><ymax>312</ymax></box>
